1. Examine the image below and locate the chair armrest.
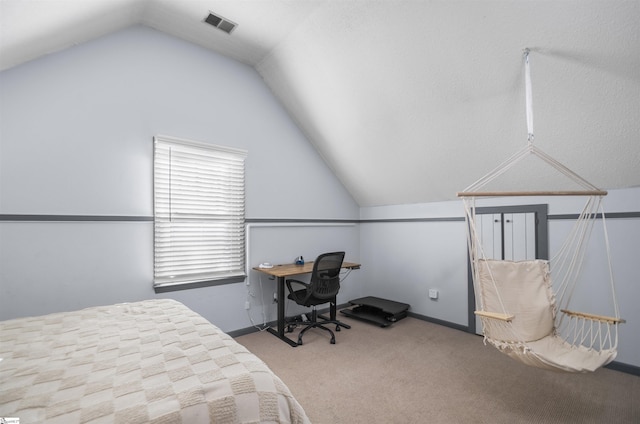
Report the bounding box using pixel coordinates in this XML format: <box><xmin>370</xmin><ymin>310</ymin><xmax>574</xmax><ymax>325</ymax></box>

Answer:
<box><xmin>475</xmin><ymin>310</ymin><xmax>515</xmax><ymax>322</ymax></box>
<box><xmin>560</xmin><ymin>309</ymin><xmax>625</xmax><ymax>324</ymax></box>
<box><xmin>286</xmin><ymin>279</ymin><xmax>312</xmax><ymax>303</ymax></box>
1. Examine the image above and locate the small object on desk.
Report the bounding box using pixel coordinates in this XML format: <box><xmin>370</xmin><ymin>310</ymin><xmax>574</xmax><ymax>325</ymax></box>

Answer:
<box><xmin>295</xmin><ymin>256</ymin><xmax>304</xmax><ymax>265</ymax></box>
<box><xmin>258</xmin><ymin>262</ymin><xmax>273</xmax><ymax>269</ymax></box>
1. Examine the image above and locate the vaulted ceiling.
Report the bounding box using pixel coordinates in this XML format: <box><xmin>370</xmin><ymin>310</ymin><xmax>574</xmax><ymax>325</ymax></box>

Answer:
<box><xmin>2</xmin><ymin>0</ymin><xmax>639</xmax><ymax>206</ymax></box>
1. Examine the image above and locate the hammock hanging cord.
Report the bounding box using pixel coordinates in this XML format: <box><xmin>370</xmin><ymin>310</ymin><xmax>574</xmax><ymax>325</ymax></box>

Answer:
<box><xmin>525</xmin><ymin>48</ymin><xmax>534</xmax><ymax>142</ymax></box>
<box><xmin>460</xmin><ymin>49</ymin><xmax>603</xmax><ymax>196</ymax></box>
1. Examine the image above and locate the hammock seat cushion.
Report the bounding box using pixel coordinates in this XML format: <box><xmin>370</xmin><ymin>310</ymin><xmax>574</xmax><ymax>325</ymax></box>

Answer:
<box><xmin>476</xmin><ymin>259</ymin><xmax>616</xmax><ymax>372</ymax></box>
<box><xmin>477</xmin><ymin>259</ymin><xmax>555</xmax><ymax>342</ymax></box>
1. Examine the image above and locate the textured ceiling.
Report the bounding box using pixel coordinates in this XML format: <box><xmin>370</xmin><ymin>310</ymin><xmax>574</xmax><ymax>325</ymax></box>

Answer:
<box><xmin>1</xmin><ymin>0</ymin><xmax>639</xmax><ymax>207</ymax></box>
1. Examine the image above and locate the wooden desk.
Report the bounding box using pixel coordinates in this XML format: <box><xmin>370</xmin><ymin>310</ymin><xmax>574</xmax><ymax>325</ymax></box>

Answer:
<box><xmin>253</xmin><ymin>261</ymin><xmax>361</xmax><ymax>347</ymax></box>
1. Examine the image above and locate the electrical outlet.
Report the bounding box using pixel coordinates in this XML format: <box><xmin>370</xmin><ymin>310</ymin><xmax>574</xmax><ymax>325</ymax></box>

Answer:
<box><xmin>245</xmin><ymin>301</ymin><xmax>251</xmax><ymax>310</ymax></box>
<box><xmin>273</xmin><ymin>293</ymin><xmax>278</xmax><ymax>303</ymax></box>
<box><xmin>429</xmin><ymin>289</ymin><xmax>439</xmax><ymax>299</ymax></box>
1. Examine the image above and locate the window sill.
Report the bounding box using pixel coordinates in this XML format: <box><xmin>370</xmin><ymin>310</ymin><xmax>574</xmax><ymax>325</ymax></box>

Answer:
<box><xmin>153</xmin><ymin>275</ymin><xmax>246</xmax><ymax>293</ymax></box>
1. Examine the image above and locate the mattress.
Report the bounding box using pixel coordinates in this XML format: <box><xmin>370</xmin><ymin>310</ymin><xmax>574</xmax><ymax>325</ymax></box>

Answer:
<box><xmin>0</xmin><ymin>299</ymin><xmax>310</xmax><ymax>424</ymax></box>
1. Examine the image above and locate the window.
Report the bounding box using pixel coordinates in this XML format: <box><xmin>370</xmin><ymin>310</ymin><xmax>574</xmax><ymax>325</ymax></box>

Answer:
<box><xmin>153</xmin><ymin>135</ymin><xmax>247</xmax><ymax>290</ymax></box>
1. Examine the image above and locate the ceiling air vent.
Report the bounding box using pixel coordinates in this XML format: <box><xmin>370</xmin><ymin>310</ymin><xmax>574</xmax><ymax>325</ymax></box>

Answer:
<box><xmin>205</xmin><ymin>12</ymin><xmax>237</xmax><ymax>34</ymax></box>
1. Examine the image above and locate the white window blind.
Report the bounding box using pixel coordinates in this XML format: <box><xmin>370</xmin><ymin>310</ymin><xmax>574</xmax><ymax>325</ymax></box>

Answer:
<box><xmin>153</xmin><ymin>135</ymin><xmax>247</xmax><ymax>288</ymax></box>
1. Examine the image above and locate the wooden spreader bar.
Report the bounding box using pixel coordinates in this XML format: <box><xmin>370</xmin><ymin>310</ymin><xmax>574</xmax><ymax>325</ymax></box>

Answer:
<box><xmin>475</xmin><ymin>310</ymin><xmax>515</xmax><ymax>322</ymax></box>
<box><xmin>457</xmin><ymin>190</ymin><xmax>608</xmax><ymax>197</ymax></box>
<box><xmin>561</xmin><ymin>309</ymin><xmax>626</xmax><ymax>324</ymax></box>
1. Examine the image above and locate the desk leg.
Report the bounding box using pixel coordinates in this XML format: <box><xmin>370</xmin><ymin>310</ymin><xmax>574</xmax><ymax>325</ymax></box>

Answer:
<box><xmin>266</xmin><ymin>276</ymin><xmax>299</xmax><ymax>347</ymax></box>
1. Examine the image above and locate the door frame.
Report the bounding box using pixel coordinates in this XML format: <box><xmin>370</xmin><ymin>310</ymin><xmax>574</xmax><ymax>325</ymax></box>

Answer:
<box><xmin>466</xmin><ymin>204</ymin><xmax>549</xmax><ymax>334</ymax></box>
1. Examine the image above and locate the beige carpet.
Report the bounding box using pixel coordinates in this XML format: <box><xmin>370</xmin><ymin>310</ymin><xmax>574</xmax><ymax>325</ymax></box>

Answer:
<box><xmin>235</xmin><ymin>315</ymin><xmax>639</xmax><ymax>424</ymax></box>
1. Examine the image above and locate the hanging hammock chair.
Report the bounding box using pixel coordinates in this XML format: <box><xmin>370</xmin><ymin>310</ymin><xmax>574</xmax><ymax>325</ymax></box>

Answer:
<box><xmin>458</xmin><ymin>50</ymin><xmax>624</xmax><ymax>373</ymax></box>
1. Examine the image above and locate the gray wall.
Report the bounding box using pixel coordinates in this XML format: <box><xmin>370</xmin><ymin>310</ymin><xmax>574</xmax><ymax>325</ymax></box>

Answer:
<box><xmin>359</xmin><ymin>188</ymin><xmax>640</xmax><ymax>368</ymax></box>
<box><xmin>1</xmin><ymin>24</ymin><xmax>638</xmax><ymax>370</ymax></box>
<box><xmin>0</xmin><ymin>26</ymin><xmax>360</xmax><ymax>331</ymax></box>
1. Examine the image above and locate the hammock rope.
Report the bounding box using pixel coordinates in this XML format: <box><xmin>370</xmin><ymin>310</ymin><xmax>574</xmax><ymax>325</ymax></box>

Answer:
<box><xmin>462</xmin><ymin>50</ymin><xmax>602</xmax><ymax>196</ymax></box>
<box><xmin>459</xmin><ymin>49</ymin><xmax>624</xmax><ymax>373</ymax></box>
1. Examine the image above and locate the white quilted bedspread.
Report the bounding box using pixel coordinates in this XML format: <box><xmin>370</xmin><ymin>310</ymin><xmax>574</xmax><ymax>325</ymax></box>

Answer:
<box><xmin>0</xmin><ymin>299</ymin><xmax>310</xmax><ymax>424</ymax></box>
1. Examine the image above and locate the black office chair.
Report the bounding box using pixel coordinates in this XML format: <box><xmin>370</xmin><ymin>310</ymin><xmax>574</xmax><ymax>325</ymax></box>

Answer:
<box><xmin>286</xmin><ymin>251</ymin><xmax>345</xmax><ymax>345</ymax></box>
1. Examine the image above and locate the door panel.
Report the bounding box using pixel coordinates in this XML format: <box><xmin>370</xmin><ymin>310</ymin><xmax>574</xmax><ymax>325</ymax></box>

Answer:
<box><xmin>478</xmin><ymin>213</ymin><xmax>502</xmax><ymax>260</ymax></box>
<box><xmin>504</xmin><ymin>212</ymin><xmax>536</xmax><ymax>261</ymax></box>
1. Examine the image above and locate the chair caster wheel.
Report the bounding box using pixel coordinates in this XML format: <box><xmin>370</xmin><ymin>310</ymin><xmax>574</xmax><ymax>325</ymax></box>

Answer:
<box><xmin>336</xmin><ymin>326</ymin><xmax>341</xmax><ymax>332</ymax></box>
<box><xmin>297</xmin><ymin>339</ymin><xmax>303</xmax><ymax>346</ymax></box>
<box><xmin>330</xmin><ymin>338</ymin><xmax>336</xmax><ymax>344</ymax></box>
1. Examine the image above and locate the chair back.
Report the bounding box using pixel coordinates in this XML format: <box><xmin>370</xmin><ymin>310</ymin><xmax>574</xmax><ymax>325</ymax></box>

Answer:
<box><xmin>310</xmin><ymin>252</ymin><xmax>345</xmax><ymax>300</ymax></box>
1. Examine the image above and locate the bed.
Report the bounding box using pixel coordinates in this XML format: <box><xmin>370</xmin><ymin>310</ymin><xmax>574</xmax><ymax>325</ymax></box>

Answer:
<box><xmin>0</xmin><ymin>299</ymin><xmax>310</xmax><ymax>423</ymax></box>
